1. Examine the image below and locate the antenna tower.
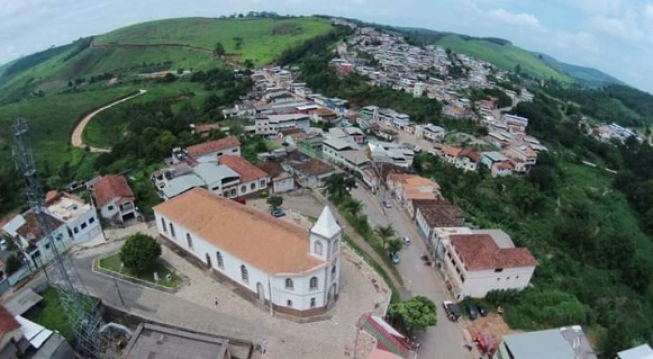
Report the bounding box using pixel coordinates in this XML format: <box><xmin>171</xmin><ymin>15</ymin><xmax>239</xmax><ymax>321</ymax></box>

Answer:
<box><xmin>11</xmin><ymin>118</ymin><xmax>104</xmax><ymax>357</ymax></box>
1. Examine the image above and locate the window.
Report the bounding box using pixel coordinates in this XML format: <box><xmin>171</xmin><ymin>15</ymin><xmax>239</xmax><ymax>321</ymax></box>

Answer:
<box><xmin>73</xmin><ymin>227</ymin><xmax>79</xmax><ymax>234</ymax></box>
<box><xmin>240</xmin><ymin>185</ymin><xmax>246</xmax><ymax>193</ymax></box>
<box><xmin>89</xmin><ymin>217</ymin><xmax>95</xmax><ymax>224</ymax></box>
<box><xmin>310</xmin><ymin>277</ymin><xmax>318</xmax><ymax>290</ymax></box>
<box><xmin>250</xmin><ymin>183</ymin><xmax>256</xmax><ymax>190</ymax></box>
<box><xmin>331</xmin><ymin>265</ymin><xmax>337</xmax><ymax>280</ymax></box>
<box><xmin>217</xmin><ymin>152</ymin><xmax>223</xmax><ymax>156</ymax></box>
<box><xmin>107</xmin><ymin>205</ymin><xmax>114</xmax><ymax>211</ymax></box>
<box><xmin>240</xmin><ymin>265</ymin><xmax>249</xmax><ymax>283</ymax></box>
<box><xmin>260</xmin><ymin>180</ymin><xmax>266</xmax><ymax>187</ymax></box>
<box><xmin>314</xmin><ymin>241</ymin><xmax>323</xmax><ymax>256</ymax></box>
<box><xmin>45</xmin><ymin>243</ymin><xmax>51</xmax><ymax>250</ymax></box>
<box><xmin>310</xmin><ymin>298</ymin><xmax>316</xmax><ymax>308</ymax></box>
<box><xmin>81</xmin><ymin>222</ymin><xmax>87</xmax><ymax>230</ymax></box>
<box><xmin>516</xmin><ymin>275</ymin><xmax>520</xmax><ymax>279</ymax></box>
<box><xmin>186</xmin><ymin>234</ymin><xmax>193</xmax><ymax>250</ymax></box>
<box><xmin>285</xmin><ymin>278</ymin><xmax>294</xmax><ymax>290</ymax></box>
<box><xmin>216</xmin><ymin>251</ymin><xmax>224</xmax><ymax>269</ymax></box>
<box><xmin>56</xmin><ymin>233</ymin><xmax>63</xmax><ymax>241</ymax></box>
<box><xmin>232</xmin><ymin>149</ymin><xmax>238</xmax><ymax>153</ymax></box>
<box><xmin>169</xmin><ymin>223</ymin><xmax>176</xmax><ymax>238</ymax></box>
<box><xmin>287</xmin><ymin>300</ymin><xmax>292</xmax><ymax>308</ymax></box>
<box><xmin>506</xmin><ymin>277</ymin><xmax>511</xmax><ymax>280</ymax></box>
<box><xmin>460</xmin><ymin>275</ymin><xmax>466</xmax><ymax>283</ymax></box>
<box><xmin>333</xmin><ymin>240</ymin><xmax>339</xmax><ymax>254</ymax></box>
<box><xmin>161</xmin><ymin>218</ymin><xmax>167</xmax><ymax>232</ymax></box>
<box><xmin>494</xmin><ymin>268</ymin><xmax>504</xmax><ymax>273</ymax></box>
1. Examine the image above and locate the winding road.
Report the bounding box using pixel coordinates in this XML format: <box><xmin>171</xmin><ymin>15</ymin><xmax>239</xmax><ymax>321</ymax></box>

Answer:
<box><xmin>70</xmin><ymin>89</ymin><xmax>147</xmax><ymax>152</ymax></box>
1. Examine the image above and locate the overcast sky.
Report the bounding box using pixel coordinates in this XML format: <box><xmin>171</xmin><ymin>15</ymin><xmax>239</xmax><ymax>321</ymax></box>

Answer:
<box><xmin>1</xmin><ymin>0</ymin><xmax>652</xmax><ymax>92</ymax></box>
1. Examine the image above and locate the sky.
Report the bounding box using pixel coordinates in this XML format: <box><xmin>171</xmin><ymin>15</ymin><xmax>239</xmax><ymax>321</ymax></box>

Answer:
<box><xmin>1</xmin><ymin>0</ymin><xmax>652</xmax><ymax>92</ymax></box>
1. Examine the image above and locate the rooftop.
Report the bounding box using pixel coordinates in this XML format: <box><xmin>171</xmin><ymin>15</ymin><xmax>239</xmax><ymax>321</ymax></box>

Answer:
<box><xmin>92</xmin><ymin>175</ymin><xmax>135</xmax><ymax>208</ymax></box>
<box><xmin>15</xmin><ymin>210</ymin><xmax>64</xmax><ymax>243</ymax></box>
<box><xmin>3</xmin><ymin>287</ymin><xmax>43</xmax><ymax>316</ymax></box>
<box><xmin>123</xmin><ymin>324</ymin><xmax>230</xmax><ymax>359</ymax></box>
<box><xmin>46</xmin><ymin>192</ymin><xmax>92</xmax><ymax>223</ymax></box>
<box><xmin>0</xmin><ymin>305</ymin><xmax>20</xmax><ymax>339</ymax></box>
<box><xmin>186</xmin><ymin>136</ymin><xmax>241</xmax><ymax>157</ymax></box>
<box><xmin>154</xmin><ymin>188</ymin><xmax>325</xmax><ymax>274</ymax></box>
<box><xmin>288</xmin><ymin>158</ymin><xmax>335</xmax><ymax>176</ymax></box>
<box><xmin>218</xmin><ymin>155</ymin><xmax>268</xmax><ymax>183</ymax></box>
<box><xmin>256</xmin><ymin>161</ymin><xmax>285</xmax><ymax>179</ymax></box>
<box><xmin>618</xmin><ymin>344</ymin><xmax>653</xmax><ymax>359</ymax></box>
<box><xmin>450</xmin><ymin>234</ymin><xmax>537</xmax><ymax>271</ymax></box>
<box><xmin>502</xmin><ymin>326</ymin><xmax>597</xmax><ymax>359</ymax></box>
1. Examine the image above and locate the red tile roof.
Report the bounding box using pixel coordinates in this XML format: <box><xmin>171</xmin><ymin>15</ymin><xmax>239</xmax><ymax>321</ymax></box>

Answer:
<box><xmin>219</xmin><ymin>155</ymin><xmax>269</xmax><ymax>183</ymax></box>
<box><xmin>290</xmin><ymin>158</ymin><xmax>334</xmax><ymax>176</ymax></box>
<box><xmin>16</xmin><ymin>211</ymin><xmax>64</xmax><ymax>243</ymax></box>
<box><xmin>450</xmin><ymin>234</ymin><xmax>537</xmax><ymax>271</ymax></box>
<box><xmin>186</xmin><ymin>136</ymin><xmax>241</xmax><ymax>157</ymax></box>
<box><xmin>0</xmin><ymin>306</ymin><xmax>20</xmax><ymax>340</ymax></box>
<box><xmin>458</xmin><ymin>148</ymin><xmax>481</xmax><ymax>162</ymax></box>
<box><xmin>257</xmin><ymin>161</ymin><xmax>285</xmax><ymax>179</ymax></box>
<box><xmin>92</xmin><ymin>175</ymin><xmax>135</xmax><ymax>208</ymax></box>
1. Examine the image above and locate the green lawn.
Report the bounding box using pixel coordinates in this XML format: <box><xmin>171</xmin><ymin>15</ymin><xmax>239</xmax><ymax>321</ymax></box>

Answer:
<box><xmin>23</xmin><ymin>287</ymin><xmax>99</xmax><ymax>342</ymax></box>
<box><xmin>83</xmin><ymin>81</ymin><xmax>208</xmax><ymax>148</ymax></box>
<box><xmin>437</xmin><ymin>35</ymin><xmax>573</xmax><ymax>82</ymax></box>
<box><xmin>98</xmin><ymin>252</ymin><xmax>182</xmax><ymax>288</ymax></box>
<box><xmin>95</xmin><ymin>17</ymin><xmax>333</xmax><ymax>65</ymax></box>
<box><xmin>0</xmin><ymin>85</ymin><xmax>141</xmax><ymax>171</ymax></box>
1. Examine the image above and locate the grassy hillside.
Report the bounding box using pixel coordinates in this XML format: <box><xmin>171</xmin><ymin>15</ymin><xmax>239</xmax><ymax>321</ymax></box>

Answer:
<box><xmin>436</xmin><ymin>35</ymin><xmax>573</xmax><ymax>82</ymax></box>
<box><xmin>95</xmin><ymin>17</ymin><xmax>333</xmax><ymax>65</ymax></box>
<box><xmin>535</xmin><ymin>53</ymin><xmax>625</xmax><ymax>88</ymax></box>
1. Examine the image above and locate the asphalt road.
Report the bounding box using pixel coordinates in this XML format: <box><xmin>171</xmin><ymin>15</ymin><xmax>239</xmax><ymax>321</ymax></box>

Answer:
<box><xmin>350</xmin><ymin>186</ymin><xmax>473</xmax><ymax>359</ymax></box>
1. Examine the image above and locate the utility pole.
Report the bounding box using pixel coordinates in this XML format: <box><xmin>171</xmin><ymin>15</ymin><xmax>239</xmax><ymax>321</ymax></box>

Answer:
<box><xmin>113</xmin><ymin>278</ymin><xmax>126</xmax><ymax>307</ymax></box>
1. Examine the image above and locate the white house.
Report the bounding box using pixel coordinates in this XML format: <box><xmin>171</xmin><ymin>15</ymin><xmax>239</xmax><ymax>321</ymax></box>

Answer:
<box><xmin>493</xmin><ymin>326</ymin><xmax>597</xmax><ymax>359</ymax></box>
<box><xmin>255</xmin><ymin>114</ymin><xmax>311</xmax><ymax>136</ymax></box>
<box><xmin>256</xmin><ymin>162</ymin><xmax>295</xmax><ymax>194</ymax></box>
<box><xmin>1</xmin><ymin>208</ymin><xmax>74</xmax><ymax>269</ymax></box>
<box><xmin>441</xmin><ymin>231</ymin><xmax>537</xmax><ymax>299</ymax></box>
<box><xmin>218</xmin><ymin>155</ymin><xmax>270</xmax><ymax>198</ymax></box>
<box><xmin>45</xmin><ymin>191</ymin><xmax>101</xmax><ymax>243</ymax></box>
<box><xmin>184</xmin><ymin>136</ymin><xmax>242</xmax><ymax>163</ymax></box>
<box><xmin>153</xmin><ymin>188</ymin><xmax>342</xmax><ymax>316</ymax></box>
<box><xmin>415</xmin><ymin>124</ymin><xmax>445</xmax><ymax>142</ymax></box>
<box><xmin>91</xmin><ymin>175</ymin><xmax>137</xmax><ymax>223</ymax></box>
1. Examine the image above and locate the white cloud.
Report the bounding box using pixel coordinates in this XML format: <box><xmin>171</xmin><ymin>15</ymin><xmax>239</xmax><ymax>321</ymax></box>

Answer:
<box><xmin>567</xmin><ymin>0</ymin><xmax>623</xmax><ymax>16</ymax></box>
<box><xmin>486</xmin><ymin>8</ymin><xmax>542</xmax><ymax>30</ymax></box>
<box><xmin>589</xmin><ymin>14</ymin><xmax>643</xmax><ymax>41</ymax></box>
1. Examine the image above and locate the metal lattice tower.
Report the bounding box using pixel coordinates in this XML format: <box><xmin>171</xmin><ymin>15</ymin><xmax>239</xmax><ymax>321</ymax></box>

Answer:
<box><xmin>11</xmin><ymin>118</ymin><xmax>104</xmax><ymax>358</ymax></box>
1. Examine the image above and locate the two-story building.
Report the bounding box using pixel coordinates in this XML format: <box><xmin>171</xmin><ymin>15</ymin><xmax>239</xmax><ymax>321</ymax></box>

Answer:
<box><xmin>217</xmin><ymin>155</ymin><xmax>270</xmax><ymax>199</ymax></box>
<box><xmin>441</xmin><ymin>231</ymin><xmax>537</xmax><ymax>299</ymax></box>
<box><xmin>454</xmin><ymin>148</ymin><xmax>481</xmax><ymax>172</ymax></box>
<box><xmin>256</xmin><ymin>161</ymin><xmax>295</xmax><ymax>194</ymax></box>
<box><xmin>255</xmin><ymin>114</ymin><xmax>311</xmax><ymax>136</ymax></box>
<box><xmin>45</xmin><ymin>191</ymin><xmax>101</xmax><ymax>243</ymax></box>
<box><xmin>91</xmin><ymin>175</ymin><xmax>137</xmax><ymax>223</ymax></box>
<box><xmin>154</xmin><ymin>188</ymin><xmax>342</xmax><ymax>317</ymax></box>
<box><xmin>2</xmin><ymin>208</ymin><xmax>74</xmax><ymax>269</ymax></box>
<box><xmin>414</xmin><ymin>199</ymin><xmax>465</xmax><ymax>243</ymax></box>
<box><xmin>414</xmin><ymin>124</ymin><xmax>445</xmax><ymax>142</ymax></box>
<box><xmin>322</xmin><ymin>138</ymin><xmax>370</xmax><ymax>175</ymax></box>
<box><xmin>386</xmin><ymin>174</ymin><xmax>441</xmax><ymax>215</ymax></box>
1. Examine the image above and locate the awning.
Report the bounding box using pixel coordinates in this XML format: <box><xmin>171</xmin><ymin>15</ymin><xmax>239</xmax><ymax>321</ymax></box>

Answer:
<box><xmin>357</xmin><ymin>313</ymin><xmax>411</xmax><ymax>359</ymax></box>
<box><xmin>15</xmin><ymin>315</ymin><xmax>53</xmax><ymax>349</ymax></box>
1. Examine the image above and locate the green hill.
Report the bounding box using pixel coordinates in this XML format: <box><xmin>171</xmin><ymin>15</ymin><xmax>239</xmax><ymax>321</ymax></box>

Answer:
<box><xmin>0</xmin><ymin>17</ymin><xmax>332</xmax><ymax>104</ymax></box>
<box><xmin>534</xmin><ymin>53</ymin><xmax>625</xmax><ymax>88</ymax></box>
<box><xmin>434</xmin><ymin>35</ymin><xmax>573</xmax><ymax>83</ymax></box>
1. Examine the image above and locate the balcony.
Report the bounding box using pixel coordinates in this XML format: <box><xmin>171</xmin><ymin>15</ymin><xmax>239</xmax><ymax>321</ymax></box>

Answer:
<box><xmin>120</xmin><ymin>202</ymin><xmax>135</xmax><ymax>212</ymax></box>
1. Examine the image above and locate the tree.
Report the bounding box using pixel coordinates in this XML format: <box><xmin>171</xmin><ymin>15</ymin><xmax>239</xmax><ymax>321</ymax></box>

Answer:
<box><xmin>374</xmin><ymin>225</ymin><xmax>396</xmax><ymax>249</ymax></box>
<box><xmin>214</xmin><ymin>42</ymin><xmax>226</xmax><ymax>56</ymax></box>
<box><xmin>5</xmin><ymin>254</ymin><xmax>22</xmax><ymax>275</ymax></box>
<box><xmin>119</xmin><ymin>234</ymin><xmax>162</xmax><ymax>273</ymax></box>
<box><xmin>386</xmin><ymin>238</ymin><xmax>403</xmax><ymax>255</ymax></box>
<box><xmin>267</xmin><ymin>195</ymin><xmax>283</xmax><ymax>209</ymax></box>
<box><xmin>324</xmin><ymin>173</ymin><xmax>356</xmax><ymax>201</ymax></box>
<box><xmin>341</xmin><ymin>198</ymin><xmax>363</xmax><ymax>217</ymax></box>
<box><xmin>388</xmin><ymin>296</ymin><xmax>437</xmax><ymax>334</ymax></box>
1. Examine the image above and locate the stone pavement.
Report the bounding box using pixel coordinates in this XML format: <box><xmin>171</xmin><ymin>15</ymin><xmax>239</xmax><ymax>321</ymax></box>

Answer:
<box><xmin>69</xmin><ymin>215</ymin><xmax>390</xmax><ymax>358</ymax></box>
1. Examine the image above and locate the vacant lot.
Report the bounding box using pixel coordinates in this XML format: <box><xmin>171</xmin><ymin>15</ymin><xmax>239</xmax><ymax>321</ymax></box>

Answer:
<box><xmin>95</xmin><ymin>17</ymin><xmax>333</xmax><ymax>65</ymax></box>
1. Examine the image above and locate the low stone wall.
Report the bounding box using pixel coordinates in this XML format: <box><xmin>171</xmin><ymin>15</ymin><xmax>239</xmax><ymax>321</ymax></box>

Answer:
<box><xmin>93</xmin><ymin>253</ymin><xmax>186</xmax><ymax>293</ymax></box>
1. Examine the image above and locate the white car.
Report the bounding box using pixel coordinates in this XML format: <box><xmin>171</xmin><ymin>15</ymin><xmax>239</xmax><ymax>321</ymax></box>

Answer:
<box><xmin>403</xmin><ymin>236</ymin><xmax>411</xmax><ymax>246</ymax></box>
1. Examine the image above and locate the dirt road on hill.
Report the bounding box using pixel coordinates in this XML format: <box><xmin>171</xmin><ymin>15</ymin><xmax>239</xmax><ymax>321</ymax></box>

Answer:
<box><xmin>70</xmin><ymin>89</ymin><xmax>147</xmax><ymax>153</ymax></box>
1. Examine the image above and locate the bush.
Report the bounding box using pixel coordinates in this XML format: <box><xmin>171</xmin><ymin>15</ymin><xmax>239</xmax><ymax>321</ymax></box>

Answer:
<box><xmin>5</xmin><ymin>254</ymin><xmax>22</xmax><ymax>275</ymax></box>
<box><xmin>119</xmin><ymin>233</ymin><xmax>162</xmax><ymax>273</ymax></box>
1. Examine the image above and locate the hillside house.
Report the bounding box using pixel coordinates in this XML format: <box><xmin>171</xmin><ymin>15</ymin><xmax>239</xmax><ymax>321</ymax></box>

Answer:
<box><xmin>218</xmin><ymin>155</ymin><xmax>270</xmax><ymax>199</ymax></box>
<box><xmin>454</xmin><ymin>148</ymin><xmax>481</xmax><ymax>172</ymax></box>
<box><xmin>322</xmin><ymin>138</ymin><xmax>371</xmax><ymax>174</ymax></box>
<box><xmin>91</xmin><ymin>175</ymin><xmax>137</xmax><ymax>223</ymax></box>
<box><xmin>154</xmin><ymin>189</ymin><xmax>342</xmax><ymax>317</ymax></box>
<box><xmin>282</xmin><ymin>154</ymin><xmax>336</xmax><ymax>189</ymax></box>
<box><xmin>184</xmin><ymin>136</ymin><xmax>241</xmax><ymax>163</ymax></box>
<box><xmin>414</xmin><ymin>199</ymin><xmax>465</xmax><ymax>242</ymax></box>
<box><xmin>493</xmin><ymin>327</ymin><xmax>597</xmax><ymax>359</ymax></box>
<box><xmin>386</xmin><ymin>174</ymin><xmax>441</xmax><ymax>215</ymax></box>
<box><xmin>45</xmin><ymin>191</ymin><xmax>100</xmax><ymax>243</ymax></box>
<box><xmin>440</xmin><ymin>231</ymin><xmax>537</xmax><ymax>298</ymax></box>
<box><xmin>414</xmin><ymin>124</ymin><xmax>445</xmax><ymax>142</ymax></box>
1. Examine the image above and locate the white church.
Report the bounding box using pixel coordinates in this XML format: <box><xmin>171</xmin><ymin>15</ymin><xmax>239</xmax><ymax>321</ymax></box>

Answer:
<box><xmin>153</xmin><ymin>188</ymin><xmax>342</xmax><ymax>316</ymax></box>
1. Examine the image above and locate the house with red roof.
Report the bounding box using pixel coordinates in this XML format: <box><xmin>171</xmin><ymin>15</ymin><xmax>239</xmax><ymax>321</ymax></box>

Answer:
<box><xmin>218</xmin><ymin>155</ymin><xmax>270</xmax><ymax>199</ymax></box>
<box><xmin>91</xmin><ymin>175</ymin><xmax>137</xmax><ymax>223</ymax></box>
<box><xmin>441</xmin><ymin>231</ymin><xmax>537</xmax><ymax>299</ymax></box>
<box><xmin>184</xmin><ymin>136</ymin><xmax>241</xmax><ymax>163</ymax></box>
<box><xmin>0</xmin><ymin>305</ymin><xmax>25</xmax><ymax>358</ymax></box>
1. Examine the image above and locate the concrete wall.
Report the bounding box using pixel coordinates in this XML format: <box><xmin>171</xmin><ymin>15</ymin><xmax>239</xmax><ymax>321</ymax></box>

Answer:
<box><xmin>69</xmin><ymin>209</ymin><xmax>101</xmax><ymax>243</ymax></box>
<box><xmin>462</xmin><ymin>266</ymin><xmax>536</xmax><ymax>298</ymax></box>
<box><xmin>195</xmin><ymin>146</ymin><xmax>241</xmax><ymax>163</ymax></box>
<box><xmin>272</xmin><ymin>177</ymin><xmax>295</xmax><ymax>193</ymax></box>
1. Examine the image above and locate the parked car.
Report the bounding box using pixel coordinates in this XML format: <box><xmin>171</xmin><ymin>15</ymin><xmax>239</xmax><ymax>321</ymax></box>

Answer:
<box><xmin>403</xmin><ymin>236</ymin><xmax>411</xmax><ymax>246</ymax></box>
<box><xmin>443</xmin><ymin>300</ymin><xmax>461</xmax><ymax>322</ymax></box>
<box><xmin>389</xmin><ymin>252</ymin><xmax>400</xmax><ymax>265</ymax></box>
<box><xmin>466</xmin><ymin>304</ymin><xmax>479</xmax><ymax>320</ymax></box>
<box><xmin>383</xmin><ymin>199</ymin><xmax>392</xmax><ymax>208</ymax></box>
<box><xmin>270</xmin><ymin>208</ymin><xmax>285</xmax><ymax>217</ymax></box>
<box><xmin>477</xmin><ymin>304</ymin><xmax>488</xmax><ymax>317</ymax></box>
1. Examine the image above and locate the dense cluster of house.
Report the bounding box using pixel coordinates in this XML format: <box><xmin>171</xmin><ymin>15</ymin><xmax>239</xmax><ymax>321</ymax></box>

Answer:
<box><xmin>330</xmin><ymin>24</ymin><xmax>534</xmax><ymax>122</ymax></box>
<box><xmin>589</xmin><ymin>122</ymin><xmax>645</xmax><ymax>144</ymax></box>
